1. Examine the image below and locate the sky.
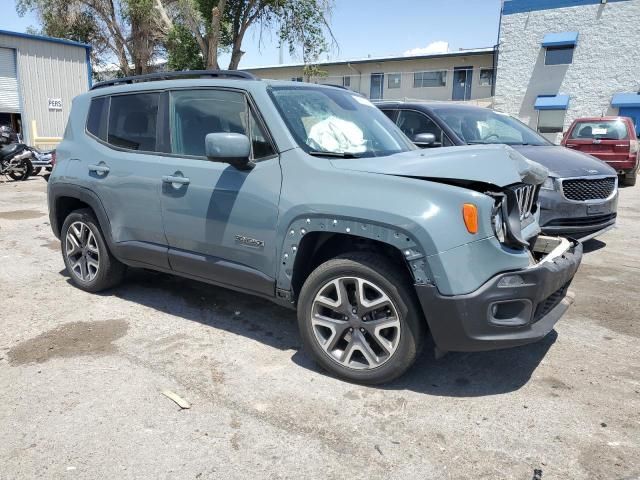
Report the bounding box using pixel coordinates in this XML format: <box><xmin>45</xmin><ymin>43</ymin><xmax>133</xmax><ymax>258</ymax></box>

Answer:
<box><xmin>2</xmin><ymin>0</ymin><xmax>502</xmax><ymax>68</ymax></box>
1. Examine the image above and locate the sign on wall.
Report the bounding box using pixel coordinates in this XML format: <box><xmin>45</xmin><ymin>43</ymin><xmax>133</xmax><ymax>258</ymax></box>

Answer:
<box><xmin>48</xmin><ymin>98</ymin><xmax>63</xmax><ymax>111</ymax></box>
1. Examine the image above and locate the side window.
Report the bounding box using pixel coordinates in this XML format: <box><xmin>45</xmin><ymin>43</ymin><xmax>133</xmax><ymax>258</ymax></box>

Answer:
<box><xmin>170</xmin><ymin>89</ymin><xmax>275</xmax><ymax>160</ymax></box>
<box><xmin>107</xmin><ymin>93</ymin><xmax>159</xmax><ymax>151</ymax></box>
<box><xmin>396</xmin><ymin>110</ymin><xmax>449</xmax><ymax>147</ymax></box>
<box><xmin>381</xmin><ymin>109</ymin><xmax>396</xmax><ymax>121</ymax></box>
<box><xmin>86</xmin><ymin>96</ymin><xmax>109</xmax><ymax>141</ymax></box>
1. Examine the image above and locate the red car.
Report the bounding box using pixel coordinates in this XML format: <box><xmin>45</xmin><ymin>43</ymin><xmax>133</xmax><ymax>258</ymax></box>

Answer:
<box><xmin>562</xmin><ymin>116</ymin><xmax>638</xmax><ymax>186</ymax></box>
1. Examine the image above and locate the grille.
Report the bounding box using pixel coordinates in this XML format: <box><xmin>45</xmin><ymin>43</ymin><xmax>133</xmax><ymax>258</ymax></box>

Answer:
<box><xmin>533</xmin><ymin>282</ymin><xmax>570</xmax><ymax>322</ymax></box>
<box><xmin>561</xmin><ymin>177</ymin><xmax>616</xmax><ymax>201</ymax></box>
<box><xmin>512</xmin><ymin>184</ymin><xmax>537</xmax><ymax>221</ymax></box>
<box><xmin>546</xmin><ymin>213</ymin><xmax>617</xmax><ymax>227</ymax></box>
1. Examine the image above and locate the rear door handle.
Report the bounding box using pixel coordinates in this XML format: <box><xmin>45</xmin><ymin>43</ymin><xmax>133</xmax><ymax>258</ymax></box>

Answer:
<box><xmin>88</xmin><ymin>164</ymin><xmax>110</xmax><ymax>174</ymax></box>
<box><xmin>162</xmin><ymin>175</ymin><xmax>190</xmax><ymax>185</ymax></box>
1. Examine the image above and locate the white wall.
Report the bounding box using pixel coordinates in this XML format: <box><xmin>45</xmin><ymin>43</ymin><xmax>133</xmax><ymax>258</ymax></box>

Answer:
<box><xmin>494</xmin><ymin>0</ymin><xmax>640</xmax><ymax>143</ymax></box>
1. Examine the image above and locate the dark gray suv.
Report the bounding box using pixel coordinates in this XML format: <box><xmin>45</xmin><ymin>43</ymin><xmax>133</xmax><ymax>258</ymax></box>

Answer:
<box><xmin>377</xmin><ymin>102</ymin><xmax>619</xmax><ymax>241</ymax></box>
<box><xmin>47</xmin><ymin>71</ymin><xmax>583</xmax><ymax>384</ymax></box>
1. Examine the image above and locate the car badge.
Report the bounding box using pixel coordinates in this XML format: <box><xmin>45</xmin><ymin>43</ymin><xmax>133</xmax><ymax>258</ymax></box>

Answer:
<box><xmin>593</xmin><ymin>139</ymin><xmax>602</xmax><ymax>144</ymax></box>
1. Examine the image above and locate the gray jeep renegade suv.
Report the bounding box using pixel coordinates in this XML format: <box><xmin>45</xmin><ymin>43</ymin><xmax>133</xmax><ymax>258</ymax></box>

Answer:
<box><xmin>48</xmin><ymin>70</ymin><xmax>583</xmax><ymax>384</ymax></box>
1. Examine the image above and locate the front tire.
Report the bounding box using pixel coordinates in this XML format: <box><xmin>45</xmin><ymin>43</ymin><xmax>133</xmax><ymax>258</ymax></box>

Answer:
<box><xmin>61</xmin><ymin>209</ymin><xmax>125</xmax><ymax>292</ymax></box>
<box><xmin>297</xmin><ymin>252</ymin><xmax>424</xmax><ymax>384</ymax></box>
<box><xmin>621</xmin><ymin>172</ymin><xmax>636</xmax><ymax>187</ymax></box>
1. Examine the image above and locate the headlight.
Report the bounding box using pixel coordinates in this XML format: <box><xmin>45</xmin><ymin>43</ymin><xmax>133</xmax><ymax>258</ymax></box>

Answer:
<box><xmin>541</xmin><ymin>177</ymin><xmax>556</xmax><ymax>190</ymax></box>
<box><xmin>492</xmin><ymin>208</ymin><xmax>506</xmax><ymax>243</ymax></box>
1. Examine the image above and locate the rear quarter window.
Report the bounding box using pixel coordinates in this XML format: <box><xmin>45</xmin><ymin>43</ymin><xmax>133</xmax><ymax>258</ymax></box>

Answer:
<box><xmin>570</xmin><ymin>120</ymin><xmax>629</xmax><ymax>140</ymax></box>
<box><xmin>86</xmin><ymin>96</ymin><xmax>109</xmax><ymax>141</ymax></box>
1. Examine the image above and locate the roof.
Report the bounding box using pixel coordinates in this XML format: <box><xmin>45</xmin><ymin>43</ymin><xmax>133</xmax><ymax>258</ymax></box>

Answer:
<box><xmin>373</xmin><ymin>100</ymin><xmax>488</xmax><ymax>111</ymax></box>
<box><xmin>243</xmin><ymin>47</ymin><xmax>496</xmax><ymax>71</ymax></box>
<box><xmin>0</xmin><ymin>29</ymin><xmax>91</xmax><ymax>49</ymax></box>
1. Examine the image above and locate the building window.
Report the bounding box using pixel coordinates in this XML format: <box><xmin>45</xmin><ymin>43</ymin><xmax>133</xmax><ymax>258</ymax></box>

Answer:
<box><xmin>291</xmin><ymin>76</ymin><xmax>303</xmax><ymax>82</ymax></box>
<box><xmin>545</xmin><ymin>46</ymin><xmax>574</xmax><ymax>65</ymax></box>
<box><xmin>413</xmin><ymin>71</ymin><xmax>446</xmax><ymax>88</ymax></box>
<box><xmin>342</xmin><ymin>76</ymin><xmax>351</xmax><ymax>88</ymax></box>
<box><xmin>479</xmin><ymin>68</ymin><xmax>494</xmax><ymax>86</ymax></box>
<box><xmin>388</xmin><ymin>73</ymin><xmax>401</xmax><ymax>89</ymax></box>
<box><xmin>537</xmin><ymin>109</ymin><xmax>566</xmax><ymax>134</ymax></box>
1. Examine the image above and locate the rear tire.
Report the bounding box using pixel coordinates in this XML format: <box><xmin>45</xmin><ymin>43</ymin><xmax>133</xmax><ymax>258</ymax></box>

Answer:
<box><xmin>7</xmin><ymin>160</ymin><xmax>33</xmax><ymax>181</ymax></box>
<box><xmin>61</xmin><ymin>208</ymin><xmax>126</xmax><ymax>292</ymax></box>
<box><xmin>297</xmin><ymin>252</ymin><xmax>424</xmax><ymax>384</ymax></box>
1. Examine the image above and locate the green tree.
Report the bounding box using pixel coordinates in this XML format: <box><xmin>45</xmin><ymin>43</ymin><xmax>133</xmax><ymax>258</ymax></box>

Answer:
<box><xmin>16</xmin><ymin>0</ymin><xmax>166</xmax><ymax>76</ymax></box>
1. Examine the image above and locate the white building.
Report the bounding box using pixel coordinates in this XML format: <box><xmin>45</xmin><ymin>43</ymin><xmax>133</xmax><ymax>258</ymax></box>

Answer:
<box><xmin>0</xmin><ymin>29</ymin><xmax>91</xmax><ymax>149</ymax></box>
<box><xmin>494</xmin><ymin>0</ymin><xmax>640</xmax><ymax>142</ymax></box>
<box><xmin>244</xmin><ymin>48</ymin><xmax>496</xmax><ymax>105</ymax></box>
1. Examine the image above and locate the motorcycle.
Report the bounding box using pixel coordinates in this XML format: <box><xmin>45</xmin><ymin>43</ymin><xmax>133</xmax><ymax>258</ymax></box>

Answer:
<box><xmin>0</xmin><ymin>125</ymin><xmax>34</xmax><ymax>182</ymax></box>
<box><xmin>0</xmin><ymin>143</ymin><xmax>34</xmax><ymax>181</ymax></box>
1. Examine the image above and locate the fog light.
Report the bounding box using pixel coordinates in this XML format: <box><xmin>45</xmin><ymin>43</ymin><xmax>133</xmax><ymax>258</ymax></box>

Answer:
<box><xmin>498</xmin><ymin>275</ymin><xmax>525</xmax><ymax>287</ymax></box>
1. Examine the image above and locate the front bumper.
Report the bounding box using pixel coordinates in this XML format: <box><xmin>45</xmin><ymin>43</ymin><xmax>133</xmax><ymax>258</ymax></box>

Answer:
<box><xmin>539</xmin><ymin>187</ymin><xmax>617</xmax><ymax>239</ymax></box>
<box><xmin>415</xmin><ymin>237</ymin><xmax>582</xmax><ymax>352</ymax></box>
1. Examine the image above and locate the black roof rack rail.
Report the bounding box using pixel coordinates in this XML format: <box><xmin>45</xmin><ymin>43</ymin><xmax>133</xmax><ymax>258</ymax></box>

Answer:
<box><xmin>91</xmin><ymin>69</ymin><xmax>258</xmax><ymax>90</ymax></box>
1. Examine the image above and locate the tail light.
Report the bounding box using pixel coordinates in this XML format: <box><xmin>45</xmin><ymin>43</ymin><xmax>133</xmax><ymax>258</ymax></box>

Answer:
<box><xmin>630</xmin><ymin>140</ymin><xmax>638</xmax><ymax>154</ymax></box>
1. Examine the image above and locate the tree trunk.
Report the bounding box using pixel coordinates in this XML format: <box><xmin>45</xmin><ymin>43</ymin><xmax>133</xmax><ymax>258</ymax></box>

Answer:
<box><xmin>206</xmin><ymin>0</ymin><xmax>227</xmax><ymax>69</ymax></box>
<box><xmin>228</xmin><ymin>45</ymin><xmax>245</xmax><ymax>70</ymax></box>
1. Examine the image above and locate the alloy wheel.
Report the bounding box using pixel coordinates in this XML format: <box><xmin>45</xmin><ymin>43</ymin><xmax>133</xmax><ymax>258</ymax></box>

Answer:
<box><xmin>65</xmin><ymin>221</ymin><xmax>100</xmax><ymax>282</ymax></box>
<box><xmin>311</xmin><ymin>276</ymin><xmax>401</xmax><ymax>370</ymax></box>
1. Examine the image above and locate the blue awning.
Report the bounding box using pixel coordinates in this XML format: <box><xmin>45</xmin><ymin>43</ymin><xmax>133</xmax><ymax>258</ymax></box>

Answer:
<box><xmin>542</xmin><ymin>32</ymin><xmax>579</xmax><ymax>48</ymax></box>
<box><xmin>534</xmin><ymin>95</ymin><xmax>570</xmax><ymax>110</ymax></box>
<box><xmin>611</xmin><ymin>93</ymin><xmax>640</xmax><ymax>108</ymax></box>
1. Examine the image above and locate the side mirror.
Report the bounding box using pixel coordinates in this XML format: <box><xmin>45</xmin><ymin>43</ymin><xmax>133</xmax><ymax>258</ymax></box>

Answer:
<box><xmin>413</xmin><ymin>132</ymin><xmax>437</xmax><ymax>147</ymax></box>
<box><xmin>205</xmin><ymin>132</ymin><xmax>253</xmax><ymax>170</ymax></box>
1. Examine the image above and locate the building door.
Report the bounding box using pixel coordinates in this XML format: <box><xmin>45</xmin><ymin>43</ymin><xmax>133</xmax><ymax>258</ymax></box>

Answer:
<box><xmin>370</xmin><ymin>73</ymin><xmax>384</xmax><ymax>100</ymax></box>
<box><xmin>620</xmin><ymin>107</ymin><xmax>640</xmax><ymax>137</ymax></box>
<box><xmin>0</xmin><ymin>47</ymin><xmax>20</xmax><ymax>114</ymax></box>
<box><xmin>452</xmin><ymin>67</ymin><xmax>473</xmax><ymax>101</ymax></box>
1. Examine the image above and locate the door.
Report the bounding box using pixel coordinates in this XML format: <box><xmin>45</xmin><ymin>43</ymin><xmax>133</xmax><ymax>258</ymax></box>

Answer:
<box><xmin>79</xmin><ymin>92</ymin><xmax>170</xmax><ymax>268</ymax></box>
<box><xmin>0</xmin><ymin>48</ymin><xmax>20</xmax><ymax>114</ymax></box>
<box><xmin>620</xmin><ymin>107</ymin><xmax>640</xmax><ymax>137</ymax></box>
<box><xmin>452</xmin><ymin>67</ymin><xmax>473</xmax><ymax>101</ymax></box>
<box><xmin>160</xmin><ymin>88</ymin><xmax>281</xmax><ymax>296</ymax></box>
<box><xmin>370</xmin><ymin>73</ymin><xmax>384</xmax><ymax>100</ymax></box>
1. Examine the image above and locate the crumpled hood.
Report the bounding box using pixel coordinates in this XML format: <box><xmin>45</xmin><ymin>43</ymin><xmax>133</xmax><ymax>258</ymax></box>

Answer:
<box><xmin>330</xmin><ymin>144</ymin><xmax>548</xmax><ymax>187</ymax></box>
<box><xmin>510</xmin><ymin>145</ymin><xmax>616</xmax><ymax>177</ymax></box>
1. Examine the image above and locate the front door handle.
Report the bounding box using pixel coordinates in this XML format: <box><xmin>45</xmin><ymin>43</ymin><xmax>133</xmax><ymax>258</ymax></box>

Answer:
<box><xmin>88</xmin><ymin>164</ymin><xmax>110</xmax><ymax>174</ymax></box>
<box><xmin>162</xmin><ymin>175</ymin><xmax>190</xmax><ymax>186</ymax></box>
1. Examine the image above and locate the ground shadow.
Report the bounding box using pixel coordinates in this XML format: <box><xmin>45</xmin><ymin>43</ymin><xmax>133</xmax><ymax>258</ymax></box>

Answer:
<box><xmin>582</xmin><ymin>238</ymin><xmax>607</xmax><ymax>254</ymax></box>
<box><xmin>60</xmin><ymin>267</ymin><xmax>555</xmax><ymax>397</ymax></box>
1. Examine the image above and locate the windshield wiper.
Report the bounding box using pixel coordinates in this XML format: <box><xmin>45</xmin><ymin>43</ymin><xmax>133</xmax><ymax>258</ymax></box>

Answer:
<box><xmin>308</xmin><ymin>151</ymin><xmax>361</xmax><ymax>158</ymax></box>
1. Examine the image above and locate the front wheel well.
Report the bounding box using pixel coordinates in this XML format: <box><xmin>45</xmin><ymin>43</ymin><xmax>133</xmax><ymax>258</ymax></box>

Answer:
<box><xmin>290</xmin><ymin>232</ymin><xmax>413</xmax><ymax>299</ymax></box>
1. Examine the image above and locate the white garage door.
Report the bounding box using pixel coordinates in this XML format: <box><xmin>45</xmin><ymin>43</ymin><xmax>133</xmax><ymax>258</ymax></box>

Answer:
<box><xmin>0</xmin><ymin>47</ymin><xmax>20</xmax><ymax>113</ymax></box>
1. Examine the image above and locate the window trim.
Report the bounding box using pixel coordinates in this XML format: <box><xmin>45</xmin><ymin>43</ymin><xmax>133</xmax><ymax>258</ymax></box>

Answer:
<box><xmin>479</xmin><ymin>68</ymin><xmax>494</xmax><ymax>86</ymax></box>
<box><xmin>544</xmin><ymin>45</ymin><xmax>575</xmax><ymax>66</ymax></box>
<box><xmin>387</xmin><ymin>73</ymin><xmax>401</xmax><ymax>89</ymax></box>
<box><xmin>413</xmin><ymin>70</ymin><xmax>447</xmax><ymax>88</ymax></box>
<box><xmin>83</xmin><ymin>87</ymin><xmax>279</xmax><ymax>162</ymax></box>
<box><xmin>536</xmin><ymin>109</ymin><xmax>566</xmax><ymax>134</ymax></box>
<box><xmin>395</xmin><ymin>108</ymin><xmax>453</xmax><ymax>146</ymax></box>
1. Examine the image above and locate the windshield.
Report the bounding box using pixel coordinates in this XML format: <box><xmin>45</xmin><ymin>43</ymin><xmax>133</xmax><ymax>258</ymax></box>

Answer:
<box><xmin>569</xmin><ymin>120</ymin><xmax>629</xmax><ymax>140</ymax></box>
<box><xmin>432</xmin><ymin>107</ymin><xmax>551</xmax><ymax>146</ymax></box>
<box><xmin>269</xmin><ymin>86</ymin><xmax>415</xmax><ymax>157</ymax></box>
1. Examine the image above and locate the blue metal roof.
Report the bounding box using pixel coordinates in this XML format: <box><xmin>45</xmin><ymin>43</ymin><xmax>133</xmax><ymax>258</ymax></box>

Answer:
<box><xmin>0</xmin><ymin>29</ymin><xmax>91</xmax><ymax>50</ymax></box>
<box><xmin>542</xmin><ymin>32</ymin><xmax>579</xmax><ymax>48</ymax></box>
<box><xmin>611</xmin><ymin>93</ymin><xmax>640</xmax><ymax>108</ymax></box>
<box><xmin>534</xmin><ymin>95</ymin><xmax>570</xmax><ymax>110</ymax></box>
